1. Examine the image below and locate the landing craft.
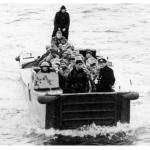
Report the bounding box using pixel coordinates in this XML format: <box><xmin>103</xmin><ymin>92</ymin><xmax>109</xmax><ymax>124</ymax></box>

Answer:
<box><xmin>16</xmin><ymin>49</ymin><xmax>139</xmax><ymax>130</ymax></box>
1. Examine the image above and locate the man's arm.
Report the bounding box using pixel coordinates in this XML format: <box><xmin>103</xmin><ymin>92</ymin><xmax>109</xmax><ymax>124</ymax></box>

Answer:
<box><xmin>65</xmin><ymin>72</ymin><xmax>72</xmax><ymax>93</ymax></box>
<box><xmin>51</xmin><ymin>37</ymin><xmax>58</xmax><ymax>50</ymax></box>
<box><xmin>108</xmin><ymin>69</ymin><xmax>115</xmax><ymax>86</ymax></box>
<box><xmin>61</xmin><ymin>36</ymin><xmax>68</xmax><ymax>45</ymax></box>
<box><xmin>54</xmin><ymin>12</ymin><xmax>60</xmax><ymax>29</ymax></box>
<box><xmin>65</xmin><ymin>13</ymin><xmax>70</xmax><ymax>30</ymax></box>
<box><xmin>84</xmin><ymin>72</ymin><xmax>90</xmax><ymax>92</ymax></box>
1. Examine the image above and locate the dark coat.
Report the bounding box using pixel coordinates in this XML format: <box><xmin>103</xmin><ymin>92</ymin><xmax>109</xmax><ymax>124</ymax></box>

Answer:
<box><xmin>58</xmin><ymin>67</ymin><xmax>70</xmax><ymax>93</ymax></box>
<box><xmin>54</xmin><ymin>11</ymin><xmax>70</xmax><ymax>29</ymax></box>
<box><xmin>66</xmin><ymin>68</ymin><xmax>89</xmax><ymax>93</ymax></box>
<box><xmin>52</xmin><ymin>11</ymin><xmax>70</xmax><ymax>39</ymax></box>
<box><xmin>96</xmin><ymin>66</ymin><xmax>115</xmax><ymax>92</ymax></box>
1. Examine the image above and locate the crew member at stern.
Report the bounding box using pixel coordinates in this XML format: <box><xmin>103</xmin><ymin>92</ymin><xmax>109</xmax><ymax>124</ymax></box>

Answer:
<box><xmin>52</xmin><ymin>5</ymin><xmax>70</xmax><ymax>39</ymax></box>
<box><xmin>96</xmin><ymin>58</ymin><xmax>115</xmax><ymax>92</ymax></box>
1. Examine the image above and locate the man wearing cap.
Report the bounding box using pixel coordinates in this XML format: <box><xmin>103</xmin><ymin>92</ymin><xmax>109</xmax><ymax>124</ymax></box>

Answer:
<box><xmin>96</xmin><ymin>58</ymin><xmax>115</xmax><ymax>92</ymax></box>
<box><xmin>52</xmin><ymin>5</ymin><xmax>70</xmax><ymax>39</ymax></box>
<box><xmin>66</xmin><ymin>59</ymin><xmax>89</xmax><ymax>93</ymax></box>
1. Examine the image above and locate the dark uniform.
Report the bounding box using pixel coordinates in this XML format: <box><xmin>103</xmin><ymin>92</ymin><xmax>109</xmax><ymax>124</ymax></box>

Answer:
<box><xmin>52</xmin><ymin>6</ymin><xmax>70</xmax><ymax>39</ymax></box>
<box><xmin>58</xmin><ymin>67</ymin><xmax>70</xmax><ymax>93</ymax></box>
<box><xmin>66</xmin><ymin>67</ymin><xmax>89</xmax><ymax>93</ymax></box>
<box><xmin>96</xmin><ymin>66</ymin><xmax>115</xmax><ymax>92</ymax></box>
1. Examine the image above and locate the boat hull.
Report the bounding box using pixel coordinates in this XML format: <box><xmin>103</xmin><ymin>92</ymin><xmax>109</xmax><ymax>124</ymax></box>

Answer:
<box><xmin>38</xmin><ymin>92</ymin><xmax>139</xmax><ymax>129</ymax></box>
<box><xmin>18</xmin><ymin>52</ymin><xmax>139</xmax><ymax>130</ymax></box>
<box><xmin>20</xmin><ymin>68</ymin><xmax>139</xmax><ymax>129</ymax></box>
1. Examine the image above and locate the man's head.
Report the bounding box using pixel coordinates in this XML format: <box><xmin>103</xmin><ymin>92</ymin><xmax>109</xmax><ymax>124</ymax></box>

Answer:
<box><xmin>62</xmin><ymin>50</ymin><xmax>71</xmax><ymax>59</ymax></box>
<box><xmin>62</xmin><ymin>50</ymin><xmax>68</xmax><ymax>59</ymax></box>
<box><xmin>60</xmin><ymin>5</ymin><xmax>66</xmax><ymax>13</ymax></box>
<box><xmin>56</xmin><ymin>31</ymin><xmax>62</xmax><ymax>39</ymax></box>
<box><xmin>60</xmin><ymin>59</ymin><xmax>67</xmax><ymax>69</ymax></box>
<box><xmin>75</xmin><ymin>60</ymin><xmax>83</xmax><ymax>70</ymax></box>
<box><xmin>98</xmin><ymin>58</ymin><xmax>107</xmax><ymax>69</ymax></box>
<box><xmin>85</xmin><ymin>50</ymin><xmax>92</xmax><ymax>59</ymax></box>
<box><xmin>40</xmin><ymin>61</ymin><xmax>50</xmax><ymax>72</ymax></box>
<box><xmin>66</xmin><ymin>50</ymin><xmax>72</xmax><ymax>59</ymax></box>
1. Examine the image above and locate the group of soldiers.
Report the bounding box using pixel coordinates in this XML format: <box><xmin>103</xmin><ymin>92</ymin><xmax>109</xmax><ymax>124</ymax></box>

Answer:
<box><xmin>36</xmin><ymin>29</ymin><xmax>115</xmax><ymax>93</ymax></box>
<box><xmin>34</xmin><ymin>5</ymin><xmax>115</xmax><ymax>93</ymax></box>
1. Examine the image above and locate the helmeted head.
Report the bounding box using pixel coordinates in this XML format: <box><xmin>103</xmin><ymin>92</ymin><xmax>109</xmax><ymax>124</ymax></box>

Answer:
<box><xmin>40</xmin><ymin>61</ymin><xmax>51</xmax><ymax>72</ymax></box>
<box><xmin>56</xmin><ymin>30</ymin><xmax>62</xmax><ymax>39</ymax></box>
<box><xmin>97</xmin><ymin>58</ymin><xmax>107</xmax><ymax>69</ymax></box>
<box><xmin>60</xmin><ymin>5</ymin><xmax>66</xmax><ymax>13</ymax></box>
<box><xmin>75</xmin><ymin>59</ymin><xmax>83</xmax><ymax>70</ymax></box>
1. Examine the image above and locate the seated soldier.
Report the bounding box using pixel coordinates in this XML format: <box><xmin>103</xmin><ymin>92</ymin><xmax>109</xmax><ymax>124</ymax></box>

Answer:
<box><xmin>36</xmin><ymin>46</ymin><xmax>59</xmax><ymax>66</ymax></box>
<box><xmin>51</xmin><ymin>58</ymin><xmax>60</xmax><ymax>73</ymax></box>
<box><xmin>51</xmin><ymin>30</ymin><xmax>68</xmax><ymax>56</ymax></box>
<box><xmin>96</xmin><ymin>58</ymin><xmax>115</xmax><ymax>92</ymax></box>
<box><xmin>62</xmin><ymin>49</ymin><xmax>72</xmax><ymax>59</ymax></box>
<box><xmin>44</xmin><ymin>49</ymin><xmax>60</xmax><ymax>63</ymax></box>
<box><xmin>85</xmin><ymin>50</ymin><xmax>98</xmax><ymax>68</ymax></box>
<box><xmin>35</xmin><ymin>45</ymin><xmax>51</xmax><ymax>66</ymax></box>
<box><xmin>62</xmin><ymin>49</ymin><xmax>73</xmax><ymax>64</ymax></box>
<box><xmin>58</xmin><ymin>59</ymin><xmax>70</xmax><ymax>93</ymax></box>
<box><xmin>66</xmin><ymin>59</ymin><xmax>89</xmax><ymax>93</ymax></box>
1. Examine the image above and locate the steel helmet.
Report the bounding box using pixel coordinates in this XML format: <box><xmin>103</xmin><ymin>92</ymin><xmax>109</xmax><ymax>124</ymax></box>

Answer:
<box><xmin>40</xmin><ymin>61</ymin><xmax>50</xmax><ymax>67</ymax></box>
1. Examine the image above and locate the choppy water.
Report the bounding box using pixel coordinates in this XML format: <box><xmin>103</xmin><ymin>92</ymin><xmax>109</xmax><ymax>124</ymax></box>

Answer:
<box><xmin>0</xmin><ymin>3</ymin><xmax>150</xmax><ymax>145</ymax></box>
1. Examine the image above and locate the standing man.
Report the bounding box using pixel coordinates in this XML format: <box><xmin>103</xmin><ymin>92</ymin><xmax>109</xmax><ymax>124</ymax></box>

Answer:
<box><xmin>66</xmin><ymin>59</ymin><xmax>89</xmax><ymax>93</ymax></box>
<box><xmin>96</xmin><ymin>58</ymin><xmax>115</xmax><ymax>92</ymax></box>
<box><xmin>52</xmin><ymin>5</ymin><xmax>70</xmax><ymax>39</ymax></box>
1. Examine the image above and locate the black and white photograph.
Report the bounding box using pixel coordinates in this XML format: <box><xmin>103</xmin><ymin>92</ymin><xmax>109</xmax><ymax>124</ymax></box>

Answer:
<box><xmin>0</xmin><ymin>0</ymin><xmax>150</xmax><ymax>146</ymax></box>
